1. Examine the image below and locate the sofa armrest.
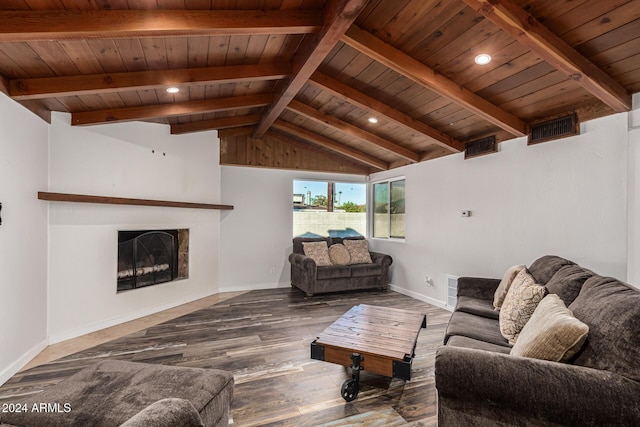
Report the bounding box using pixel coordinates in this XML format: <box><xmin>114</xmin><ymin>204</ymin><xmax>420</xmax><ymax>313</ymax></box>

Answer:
<box><xmin>369</xmin><ymin>251</ymin><xmax>392</xmax><ymax>267</ymax></box>
<box><xmin>456</xmin><ymin>277</ymin><xmax>500</xmax><ymax>301</ymax></box>
<box><xmin>288</xmin><ymin>252</ymin><xmax>316</xmax><ymax>270</ymax></box>
<box><xmin>435</xmin><ymin>346</ymin><xmax>640</xmax><ymax>425</ymax></box>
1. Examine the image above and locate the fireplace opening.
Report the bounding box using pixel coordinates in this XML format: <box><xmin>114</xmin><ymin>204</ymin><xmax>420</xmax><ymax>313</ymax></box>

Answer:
<box><xmin>117</xmin><ymin>229</ymin><xmax>189</xmax><ymax>293</ymax></box>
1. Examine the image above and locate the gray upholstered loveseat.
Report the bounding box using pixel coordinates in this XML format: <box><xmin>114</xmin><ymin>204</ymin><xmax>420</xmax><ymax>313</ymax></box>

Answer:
<box><xmin>435</xmin><ymin>255</ymin><xmax>640</xmax><ymax>426</ymax></box>
<box><xmin>289</xmin><ymin>236</ymin><xmax>392</xmax><ymax>296</ymax></box>
<box><xmin>0</xmin><ymin>360</ymin><xmax>234</xmax><ymax>427</ymax></box>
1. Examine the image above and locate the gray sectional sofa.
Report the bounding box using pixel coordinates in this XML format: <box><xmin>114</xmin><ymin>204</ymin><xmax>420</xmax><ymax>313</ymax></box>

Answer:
<box><xmin>289</xmin><ymin>236</ymin><xmax>392</xmax><ymax>296</ymax></box>
<box><xmin>0</xmin><ymin>360</ymin><xmax>234</xmax><ymax>427</ymax></box>
<box><xmin>435</xmin><ymin>255</ymin><xmax>640</xmax><ymax>426</ymax></box>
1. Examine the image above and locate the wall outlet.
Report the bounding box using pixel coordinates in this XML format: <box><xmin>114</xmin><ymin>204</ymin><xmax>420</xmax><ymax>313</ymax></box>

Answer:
<box><xmin>425</xmin><ymin>275</ymin><xmax>433</xmax><ymax>287</ymax></box>
<box><xmin>270</xmin><ymin>267</ymin><xmax>276</xmax><ymax>276</ymax></box>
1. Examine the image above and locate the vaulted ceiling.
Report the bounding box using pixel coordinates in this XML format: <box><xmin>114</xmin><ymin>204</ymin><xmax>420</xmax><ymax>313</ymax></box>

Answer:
<box><xmin>1</xmin><ymin>0</ymin><xmax>639</xmax><ymax>173</ymax></box>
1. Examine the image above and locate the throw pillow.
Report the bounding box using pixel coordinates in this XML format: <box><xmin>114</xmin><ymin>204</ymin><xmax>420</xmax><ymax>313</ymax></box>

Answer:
<box><xmin>302</xmin><ymin>241</ymin><xmax>332</xmax><ymax>266</ymax></box>
<box><xmin>343</xmin><ymin>239</ymin><xmax>373</xmax><ymax>264</ymax></box>
<box><xmin>510</xmin><ymin>294</ymin><xmax>589</xmax><ymax>362</ymax></box>
<box><xmin>493</xmin><ymin>264</ymin><xmax>526</xmax><ymax>310</ymax></box>
<box><xmin>499</xmin><ymin>268</ymin><xmax>547</xmax><ymax>345</ymax></box>
<box><xmin>328</xmin><ymin>243</ymin><xmax>351</xmax><ymax>266</ymax></box>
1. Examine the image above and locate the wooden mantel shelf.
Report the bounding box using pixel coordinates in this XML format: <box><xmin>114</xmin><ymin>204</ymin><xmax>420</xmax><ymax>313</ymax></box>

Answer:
<box><xmin>38</xmin><ymin>191</ymin><xmax>234</xmax><ymax>210</ymax></box>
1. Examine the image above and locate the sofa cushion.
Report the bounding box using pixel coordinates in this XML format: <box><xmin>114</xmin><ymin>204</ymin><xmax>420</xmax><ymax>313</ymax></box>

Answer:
<box><xmin>545</xmin><ymin>264</ymin><xmax>593</xmax><ymax>306</ymax></box>
<box><xmin>455</xmin><ymin>296</ymin><xmax>499</xmax><ymax>320</ymax></box>
<box><xmin>316</xmin><ymin>265</ymin><xmax>351</xmax><ymax>280</ymax></box>
<box><xmin>328</xmin><ymin>243</ymin><xmax>351</xmax><ymax>266</ymax></box>
<box><xmin>446</xmin><ymin>335</ymin><xmax>511</xmax><ymax>354</ymax></box>
<box><xmin>444</xmin><ymin>311</ymin><xmax>510</xmax><ymax>347</ymax></box>
<box><xmin>569</xmin><ymin>275</ymin><xmax>640</xmax><ymax>381</ymax></box>
<box><xmin>350</xmin><ymin>263</ymin><xmax>383</xmax><ymax>278</ymax></box>
<box><xmin>511</xmin><ymin>294</ymin><xmax>589</xmax><ymax>362</ymax></box>
<box><xmin>528</xmin><ymin>255</ymin><xmax>574</xmax><ymax>284</ymax></box>
<box><xmin>499</xmin><ymin>269</ymin><xmax>547</xmax><ymax>345</ymax></box>
<box><xmin>493</xmin><ymin>264</ymin><xmax>526</xmax><ymax>310</ymax></box>
<box><xmin>302</xmin><ymin>241</ymin><xmax>332</xmax><ymax>266</ymax></box>
<box><xmin>343</xmin><ymin>239</ymin><xmax>373</xmax><ymax>264</ymax></box>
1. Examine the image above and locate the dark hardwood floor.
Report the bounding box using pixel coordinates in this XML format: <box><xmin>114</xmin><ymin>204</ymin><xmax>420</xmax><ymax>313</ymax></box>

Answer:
<box><xmin>0</xmin><ymin>288</ymin><xmax>452</xmax><ymax>426</ymax></box>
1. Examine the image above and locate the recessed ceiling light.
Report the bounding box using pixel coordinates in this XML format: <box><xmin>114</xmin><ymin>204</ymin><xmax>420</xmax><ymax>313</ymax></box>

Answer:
<box><xmin>166</xmin><ymin>87</ymin><xmax>180</xmax><ymax>94</ymax></box>
<box><xmin>368</xmin><ymin>117</ymin><xmax>379</xmax><ymax>124</ymax></box>
<box><xmin>474</xmin><ymin>53</ymin><xmax>492</xmax><ymax>65</ymax></box>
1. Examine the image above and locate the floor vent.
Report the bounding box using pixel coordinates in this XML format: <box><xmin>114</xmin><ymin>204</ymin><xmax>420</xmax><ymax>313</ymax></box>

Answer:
<box><xmin>465</xmin><ymin>135</ymin><xmax>497</xmax><ymax>159</ymax></box>
<box><xmin>446</xmin><ymin>275</ymin><xmax>458</xmax><ymax>310</ymax></box>
<box><xmin>529</xmin><ymin>113</ymin><xmax>579</xmax><ymax>145</ymax></box>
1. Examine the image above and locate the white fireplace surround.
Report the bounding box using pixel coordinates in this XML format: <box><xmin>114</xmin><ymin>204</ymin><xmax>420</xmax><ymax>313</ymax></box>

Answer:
<box><xmin>47</xmin><ymin>112</ymin><xmax>221</xmax><ymax>344</ymax></box>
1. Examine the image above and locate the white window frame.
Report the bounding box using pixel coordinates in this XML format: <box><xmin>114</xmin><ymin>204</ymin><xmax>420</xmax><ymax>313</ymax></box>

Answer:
<box><xmin>369</xmin><ymin>176</ymin><xmax>406</xmax><ymax>242</ymax></box>
<box><xmin>292</xmin><ymin>178</ymin><xmax>369</xmax><ymax>238</ymax></box>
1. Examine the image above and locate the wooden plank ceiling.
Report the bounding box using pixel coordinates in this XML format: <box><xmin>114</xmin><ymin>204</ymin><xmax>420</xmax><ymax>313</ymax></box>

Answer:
<box><xmin>1</xmin><ymin>0</ymin><xmax>638</xmax><ymax>174</ymax></box>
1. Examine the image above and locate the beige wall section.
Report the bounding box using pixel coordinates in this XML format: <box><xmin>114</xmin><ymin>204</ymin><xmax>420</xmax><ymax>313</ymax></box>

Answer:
<box><xmin>0</xmin><ymin>92</ymin><xmax>49</xmax><ymax>386</ymax></box>
<box><xmin>369</xmin><ymin>111</ymin><xmax>630</xmax><ymax>306</ymax></box>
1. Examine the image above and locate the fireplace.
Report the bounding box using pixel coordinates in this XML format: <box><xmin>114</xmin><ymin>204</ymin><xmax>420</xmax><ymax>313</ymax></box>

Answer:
<box><xmin>117</xmin><ymin>229</ymin><xmax>189</xmax><ymax>292</ymax></box>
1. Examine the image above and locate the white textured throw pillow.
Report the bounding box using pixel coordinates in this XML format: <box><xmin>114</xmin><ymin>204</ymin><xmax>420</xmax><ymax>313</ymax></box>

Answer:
<box><xmin>511</xmin><ymin>294</ymin><xmax>589</xmax><ymax>362</ymax></box>
<box><xmin>302</xmin><ymin>241</ymin><xmax>332</xmax><ymax>266</ymax></box>
<box><xmin>494</xmin><ymin>264</ymin><xmax>526</xmax><ymax>310</ymax></box>
<box><xmin>499</xmin><ymin>269</ymin><xmax>547</xmax><ymax>345</ymax></box>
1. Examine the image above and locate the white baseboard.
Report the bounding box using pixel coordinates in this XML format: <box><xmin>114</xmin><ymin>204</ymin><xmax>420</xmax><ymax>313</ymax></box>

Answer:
<box><xmin>0</xmin><ymin>338</ymin><xmax>48</xmax><ymax>387</ymax></box>
<box><xmin>219</xmin><ymin>282</ymin><xmax>451</xmax><ymax>311</ymax></box>
<box><xmin>389</xmin><ymin>283</ymin><xmax>451</xmax><ymax>311</ymax></box>
<box><xmin>48</xmin><ymin>289</ymin><xmax>221</xmax><ymax>344</ymax></box>
<box><xmin>218</xmin><ymin>281</ymin><xmax>290</xmax><ymax>293</ymax></box>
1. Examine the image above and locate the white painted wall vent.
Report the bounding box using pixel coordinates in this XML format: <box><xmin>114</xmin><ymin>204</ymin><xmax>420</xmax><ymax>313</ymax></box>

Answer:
<box><xmin>446</xmin><ymin>275</ymin><xmax>459</xmax><ymax>310</ymax></box>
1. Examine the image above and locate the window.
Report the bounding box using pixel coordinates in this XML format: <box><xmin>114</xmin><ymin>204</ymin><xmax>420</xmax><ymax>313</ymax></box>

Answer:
<box><xmin>372</xmin><ymin>178</ymin><xmax>405</xmax><ymax>239</ymax></box>
<box><xmin>293</xmin><ymin>180</ymin><xmax>367</xmax><ymax>238</ymax></box>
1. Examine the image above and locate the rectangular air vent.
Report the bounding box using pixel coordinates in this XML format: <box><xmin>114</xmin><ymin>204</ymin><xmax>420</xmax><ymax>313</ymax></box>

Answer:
<box><xmin>529</xmin><ymin>113</ymin><xmax>579</xmax><ymax>145</ymax></box>
<box><xmin>464</xmin><ymin>135</ymin><xmax>497</xmax><ymax>159</ymax></box>
<box><xmin>446</xmin><ymin>275</ymin><xmax>458</xmax><ymax>310</ymax></box>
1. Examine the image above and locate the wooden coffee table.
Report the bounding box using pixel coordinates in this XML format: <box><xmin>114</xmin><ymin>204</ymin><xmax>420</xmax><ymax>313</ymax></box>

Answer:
<box><xmin>311</xmin><ymin>304</ymin><xmax>427</xmax><ymax>401</ymax></box>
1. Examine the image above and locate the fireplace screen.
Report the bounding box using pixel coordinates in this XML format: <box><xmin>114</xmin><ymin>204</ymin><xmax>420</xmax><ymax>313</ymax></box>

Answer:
<box><xmin>117</xmin><ymin>230</ymin><xmax>178</xmax><ymax>292</ymax></box>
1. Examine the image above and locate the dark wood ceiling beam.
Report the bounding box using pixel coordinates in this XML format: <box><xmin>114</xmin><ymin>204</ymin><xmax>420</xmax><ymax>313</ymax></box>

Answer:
<box><xmin>272</xmin><ymin>119</ymin><xmax>389</xmax><ymax>171</ymax></box>
<box><xmin>218</xmin><ymin>126</ymin><xmax>255</xmax><ymax>138</ymax></box>
<box><xmin>0</xmin><ymin>10</ymin><xmax>322</xmax><ymax>41</ymax></box>
<box><xmin>462</xmin><ymin>0</ymin><xmax>631</xmax><ymax>112</ymax></box>
<box><xmin>170</xmin><ymin>114</ymin><xmax>262</xmax><ymax>135</ymax></box>
<box><xmin>72</xmin><ymin>93</ymin><xmax>273</xmax><ymax>126</ymax></box>
<box><xmin>287</xmin><ymin>99</ymin><xmax>420</xmax><ymax>163</ymax></box>
<box><xmin>10</xmin><ymin>63</ymin><xmax>291</xmax><ymax>100</ymax></box>
<box><xmin>342</xmin><ymin>25</ymin><xmax>528</xmax><ymax>137</ymax></box>
<box><xmin>308</xmin><ymin>71</ymin><xmax>464</xmax><ymax>152</ymax></box>
<box><xmin>0</xmin><ymin>73</ymin><xmax>8</xmax><ymax>95</ymax></box>
<box><xmin>252</xmin><ymin>0</ymin><xmax>371</xmax><ymax>138</ymax></box>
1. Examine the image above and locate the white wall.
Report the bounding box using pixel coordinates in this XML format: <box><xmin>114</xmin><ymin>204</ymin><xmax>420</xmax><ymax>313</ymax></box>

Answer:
<box><xmin>0</xmin><ymin>93</ymin><xmax>49</xmax><ymax>384</ymax></box>
<box><xmin>369</xmin><ymin>112</ymin><xmax>630</xmax><ymax>306</ymax></box>
<box><xmin>628</xmin><ymin>93</ymin><xmax>640</xmax><ymax>286</ymax></box>
<box><xmin>219</xmin><ymin>166</ymin><xmax>366</xmax><ymax>291</ymax></box>
<box><xmin>47</xmin><ymin>113</ymin><xmax>222</xmax><ymax>343</ymax></box>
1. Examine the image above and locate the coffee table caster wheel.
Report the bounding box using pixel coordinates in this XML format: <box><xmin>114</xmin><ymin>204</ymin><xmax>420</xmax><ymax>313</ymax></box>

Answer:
<box><xmin>341</xmin><ymin>379</ymin><xmax>359</xmax><ymax>401</ymax></box>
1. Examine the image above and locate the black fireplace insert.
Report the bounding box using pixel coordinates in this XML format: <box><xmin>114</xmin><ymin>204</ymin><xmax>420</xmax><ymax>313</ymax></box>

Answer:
<box><xmin>117</xmin><ymin>230</ymin><xmax>178</xmax><ymax>292</ymax></box>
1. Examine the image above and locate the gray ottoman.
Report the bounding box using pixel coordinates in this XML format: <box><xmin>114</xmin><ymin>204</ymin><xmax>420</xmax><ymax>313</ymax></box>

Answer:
<box><xmin>0</xmin><ymin>360</ymin><xmax>233</xmax><ymax>427</ymax></box>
